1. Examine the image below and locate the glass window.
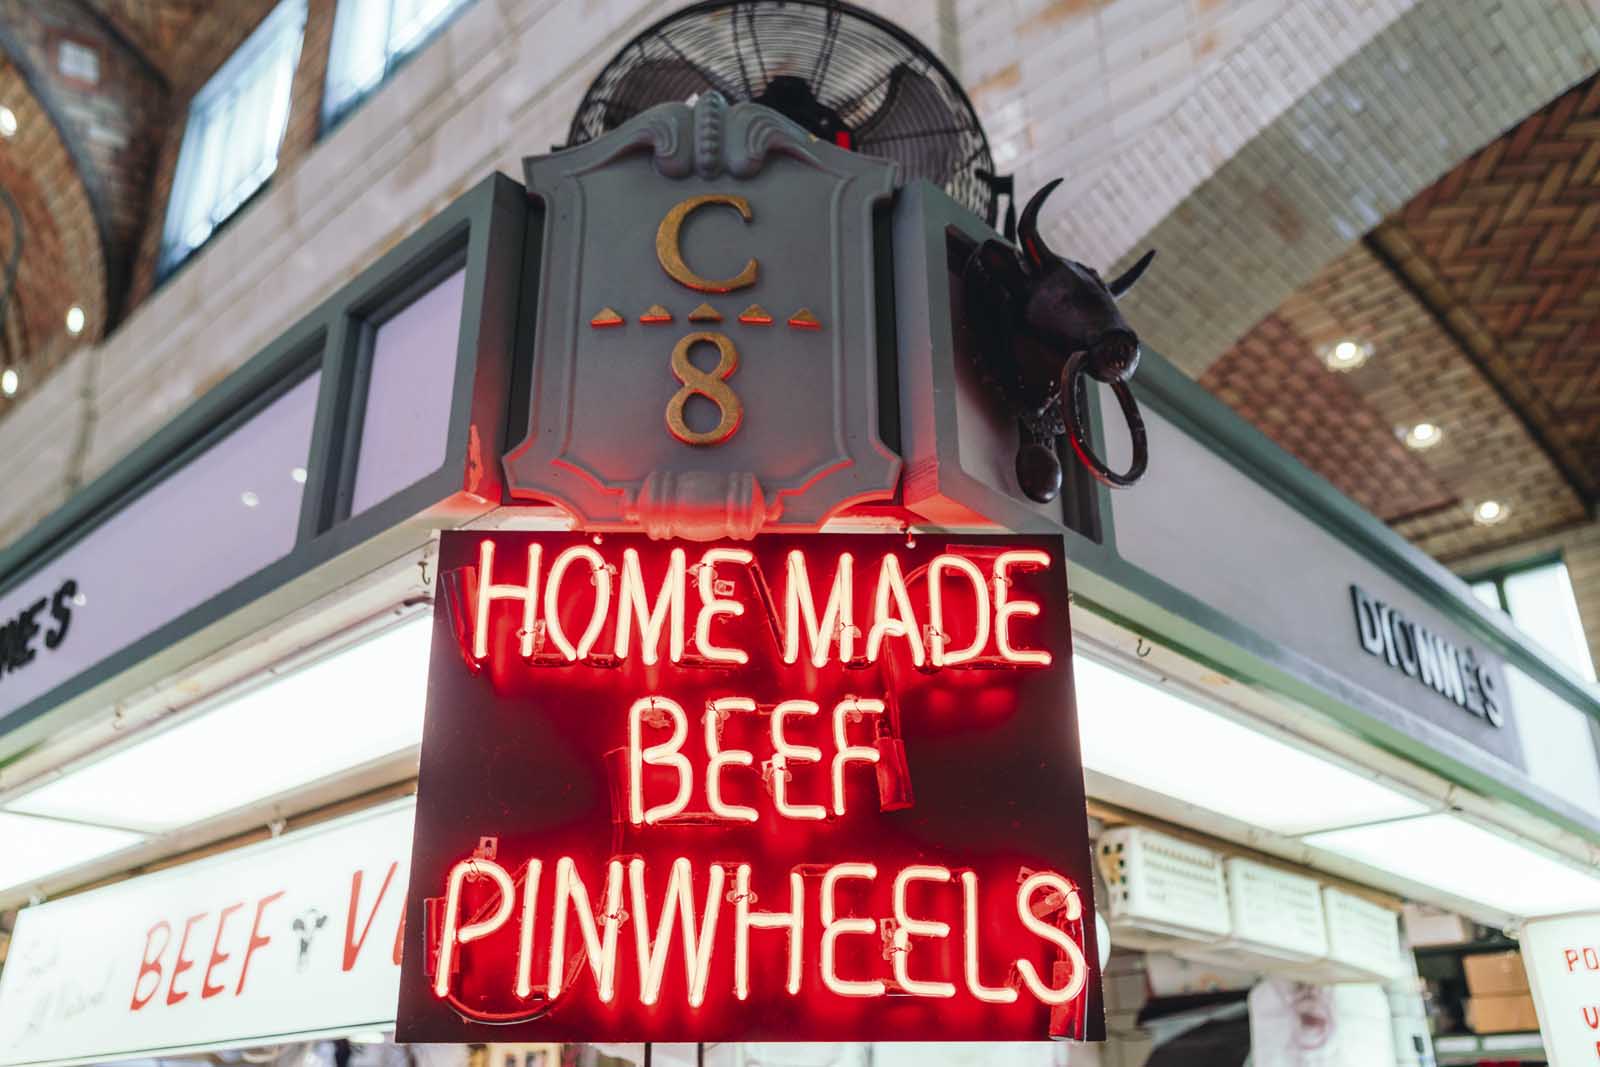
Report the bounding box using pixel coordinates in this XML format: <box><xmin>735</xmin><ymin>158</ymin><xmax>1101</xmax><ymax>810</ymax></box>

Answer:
<box><xmin>160</xmin><ymin>0</ymin><xmax>308</xmax><ymax>272</ymax></box>
<box><xmin>322</xmin><ymin>0</ymin><xmax>474</xmax><ymax>127</ymax></box>
<box><xmin>350</xmin><ymin>268</ymin><xmax>464</xmax><ymax>514</ymax></box>
<box><xmin>1473</xmin><ymin>559</ymin><xmax>1597</xmax><ymax>682</ymax></box>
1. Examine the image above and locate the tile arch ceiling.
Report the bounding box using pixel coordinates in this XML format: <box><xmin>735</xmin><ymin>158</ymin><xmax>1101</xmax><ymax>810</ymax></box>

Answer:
<box><xmin>81</xmin><ymin>0</ymin><xmax>205</xmax><ymax>84</ymax></box>
<box><xmin>1013</xmin><ymin>0</ymin><xmax>1600</xmax><ymax>382</ymax></box>
<box><xmin>1203</xmin><ymin>73</ymin><xmax>1600</xmax><ymax>563</ymax></box>
<box><xmin>0</xmin><ymin>58</ymin><xmax>107</xmax><ymax>403</ymax></box>
<box><xmin>0</xmin><ymin>0</ymin><xmax>180</xmax><ymax>407</ymax></box>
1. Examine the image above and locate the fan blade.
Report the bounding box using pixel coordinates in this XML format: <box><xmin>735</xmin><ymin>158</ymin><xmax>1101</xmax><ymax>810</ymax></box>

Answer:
<box><xmin>851</xmin><ymin>64</ymin><xmax>967</xmax><ymax>187</ymax></box>
<box><xmin>594</xmin><ymin>58</ymin><xmax>721</xmax><ymax>128</ymax></box>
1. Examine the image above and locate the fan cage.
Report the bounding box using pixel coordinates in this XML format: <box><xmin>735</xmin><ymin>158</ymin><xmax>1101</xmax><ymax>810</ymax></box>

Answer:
<box><xmin>568</xmin><ymin>0</ymin><xmax>998</xmax><ymax>225</ymax></box>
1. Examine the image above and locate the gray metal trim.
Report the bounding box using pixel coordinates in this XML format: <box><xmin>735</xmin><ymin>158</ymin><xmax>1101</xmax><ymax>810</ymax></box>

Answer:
<box><xmin>0</xmin><ymin>174</ymin><xmax>527</xmax><ymax>763</ymax></box>
<box><xmin>1061</xmin><ymin>522</ymin><xmax>1600</xmax><ymax>844</ymax></box>
<box><xmin>1127</xmin><ymin>349</ymin><xmax>1600</xmax><ymax>725</ymax></box>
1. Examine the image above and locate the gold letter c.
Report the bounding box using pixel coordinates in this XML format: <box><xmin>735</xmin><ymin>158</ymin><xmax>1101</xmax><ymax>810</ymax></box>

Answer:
<box><xmin>656</xmin><ymin>194</ymin><xmax>759</xmax><ymax>293</ymax></box>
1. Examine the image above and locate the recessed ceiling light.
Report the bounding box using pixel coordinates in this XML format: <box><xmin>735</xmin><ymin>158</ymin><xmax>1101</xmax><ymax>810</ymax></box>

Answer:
<box><xmin>240</xmin><ymin>490</ymin><xmax>259</xmax><ymax>508</ymax></box>
<box><xmin>290</xmin><ymin>466</ymin><xmax>308</xmax><ymax>484</ymax></box>
<box><xmin>65</xmin><ymin>305</ymin><xmax>85</xmax><ymax>336</ymax></box>
<box><xmin>1403</xmin><ymin>422</ymin><xmax>1442</xmax><ymax>450</ymax></box>
<box><xmin>1474</xmin><ymin>500</ymin><xmax>1509</xmax><ymax>526</ymax></box>
<box><xmin>0</xmin><ymin>106</ymin><xmax>16</xmax><ymax>138</ymax></box>
<box><xmin>1324</xmin><ymin>339</ymin><xmax>1370</xmax><ymax>372</ymax></box>
<box><xmin>0</xmin><ymin>368</ymin><xmax>16</xmax><ymax>397</ymax></box>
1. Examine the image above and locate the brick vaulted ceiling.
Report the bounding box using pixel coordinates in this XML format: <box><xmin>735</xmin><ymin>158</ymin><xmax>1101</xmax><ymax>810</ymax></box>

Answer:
<box><xmin>1204</xmin><ymin>72</ymin><xmax>1600</xmax><ymax>563</ymax></box>
<box><xmin>83</xmin><ymin>1</ymin><xmax>206</xmax><ymax>83</ymax></box>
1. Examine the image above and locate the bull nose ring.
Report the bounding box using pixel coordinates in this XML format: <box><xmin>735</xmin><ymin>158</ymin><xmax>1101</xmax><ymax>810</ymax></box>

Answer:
<box><xmin>1061</xmin><ymin>350</ymin><xmax>1148</xmax><ymax>488</ymax></box>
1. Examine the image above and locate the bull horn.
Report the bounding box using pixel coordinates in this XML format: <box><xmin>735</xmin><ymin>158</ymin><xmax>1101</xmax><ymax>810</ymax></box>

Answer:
<box><xmin>1016</xmin><ymin>178</ymin><xmax>1064</xmax><ymax>274</ymax></box>
<box><xmin>1108</xmin><ymin>249</ymin><xmax>1156</xmax><ymax>297</ymax></box>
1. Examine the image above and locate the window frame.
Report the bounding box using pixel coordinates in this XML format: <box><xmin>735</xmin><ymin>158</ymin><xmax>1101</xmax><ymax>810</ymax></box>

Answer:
<box><xmin>1468</xmin><ymin>552</ymin><xmax>1566</xmax><ymax>614</ymax></box>
<box><xmin>1468</xmin><ymin>552</ymin><xmax>1596</xmax><ymax>680</ymax></box>
<box><xmin>158</xmin><ymin>0</ymin><xmax>309</xmax><ymax>277</ymax></box>
<box><xmin>318</xmin><ymin>0</ymin><xmax>477</xmax><ymax>137</ymax></box>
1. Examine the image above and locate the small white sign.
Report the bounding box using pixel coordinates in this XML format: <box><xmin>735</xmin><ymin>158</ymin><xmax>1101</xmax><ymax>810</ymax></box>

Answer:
<box><xmin>1522</xmin><ymin>912</ymin><xmax>1600</xmax><ymax>1066</ymax></box>
<box><xmin>0</xmin><ymin>801</ymin><xmax>413</xmax><ymax>1067</ymax></box>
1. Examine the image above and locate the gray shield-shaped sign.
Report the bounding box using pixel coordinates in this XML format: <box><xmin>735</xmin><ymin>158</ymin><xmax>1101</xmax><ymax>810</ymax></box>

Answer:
<box><xmin>505</xmin><ymin>95</ymin><xmax>900</xmax><ymax>539</ymax></box>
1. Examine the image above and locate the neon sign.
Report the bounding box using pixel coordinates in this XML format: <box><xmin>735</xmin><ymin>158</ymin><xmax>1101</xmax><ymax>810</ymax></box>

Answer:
<box><xmin>398</xmin><ymin>532</ymin><xmax>1102</xmax><ymax>1042</ymax></box>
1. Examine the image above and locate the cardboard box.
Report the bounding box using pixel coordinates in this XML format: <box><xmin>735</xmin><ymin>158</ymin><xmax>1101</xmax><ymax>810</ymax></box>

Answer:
<box><xmin>1466</xmin><ymin>993</ymin><xmax>1541</xmax><ymax>1034</ymax></box>
<box><xmin>1463</xmin><ymin>950</ymin><xmax>1530</xmax><ymax>996</ymax></box>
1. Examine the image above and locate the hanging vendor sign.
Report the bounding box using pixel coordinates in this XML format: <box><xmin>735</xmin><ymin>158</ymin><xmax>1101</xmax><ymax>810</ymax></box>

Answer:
<box><xmin>0</xmin><ymin>802</ymin><xmax>413</xmax><ymax>1067</ymax></box>
<box><xmin>502</xmin><ymin>93</ymin><xmax>901</xmax><ymax>541</ymax></box>
<box><xmin>396</xmin><ymin>530</ymin><xmax>1102</xmax><ymax>1042</ymax></box>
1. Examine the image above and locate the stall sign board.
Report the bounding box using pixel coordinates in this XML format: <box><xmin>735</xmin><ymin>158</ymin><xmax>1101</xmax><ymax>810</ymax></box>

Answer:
<box><xmin>397</xmin><ymin>530</ymin><xmax>1102</xmax><ymax>1042</ymax></box>
<box><xmin>1520</xmin><ymin>912</ymin><xmax>1600</xmax><ymax>1065</ymax></box>
<box><xmin>503</xmin><ymin>96</ymin><xmax>901</xmax><ymax>541</ymax></box>
<box><xmin>0</xmin><ymin>802</ymin><xmax>413</xmax><ymax>1067</ymax></box>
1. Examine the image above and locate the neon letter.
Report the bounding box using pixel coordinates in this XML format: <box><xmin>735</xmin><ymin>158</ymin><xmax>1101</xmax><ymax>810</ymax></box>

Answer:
<box><xmin>1015</xmin><ymin>871</ymin><xmax>1087</xmax><ymax>1005</ymax></box>
<box><xmin>821</xmin><ymin>863</ymin><xmax>884</xmax><ymax>997</ymax></box>
<box><xmin>865</xmin><ymin>553</ymin><xmax>926</xmax><ymax>666</ymax></box>
<box><xmin>707</xmin><ymin>696</ymin><xmax>758</xmax><ymax>823</ymax></box>
<box><xmin>893</xmin><ymin>866</ymin><xmax>956</xmax><ymax>997</ymax></box>
<box><xmin>548</xmin><ymin>857</ymin><xmax>624</xmax><ymax>1003</ymax></box>
<box><xmin>130</xmin><ymin>921</ymin><xmax>171</xmax><ymax>1010</ymax></box>
<box><xmin>734</xmin><ymin>864</ymin><xmax>804</xmax><ymax>999</ymax></box>
<box><xmin>629</xmin><ymin>857</ymin><xmax>725</xmax><ymax>1007</ymax></box>
<box><xmin>515</xmin><ymin>859</ymin><xmax>543</xmax><ymax>999</ymax></box>
<box><xmin>544</xmin><ymin>546</ymin><xmax>612</xmax><ymax>661</ymax></box>
<box><xmin>629</xmin><ymin>696</ymin><xmax>692</xmax><ymax>826</ymax></box>
<box><xmin>928</xmin><ymin>554</ymin><xmax>991</xmax><ymax>666</ymax></box>
<box><xmin>960</xmin><ymin>871</ymin><xmax>1017</xmax><ymax>1003</ymax></box>
<box><xmin>994</xmin><ymin>550</ymin><xmax>1052</xmax><ymax>666</ymax></box>
<box><xmin>433</xmin><ymin>859</ymin><xmax>515</xmax><ymax>999</ymax></box>
<box><xmin>615</xmin><ymin>547</ymin><xmax>687</xmax><ymax>665</ymax></box>
<box><xmin>831</xmin><ymin>697</ymin><xmax>884</xmax><ymax>817</ymax></box>
<box><xmin>202</xmin><ymin>903</ymin><xmax>244</xmax><ymax>999</ymax></box>
<box><xmin>695</xmin><ymin>548</ymin><xmax>753</xmax><ymax>664</ymax></box>
<box><xmin>783</xmin><ymin>551</ymin><xmax>855</xmax><ymax>667</ymax></box>
<box><xmin>474</xmin><ymin>540</ymin><xmax>542</xmax><ymax>659</ymax></box>
<box><xmin>771</xmin><ymin>699</ymin><xmax>826</xmax><ymax>820</ymax></box>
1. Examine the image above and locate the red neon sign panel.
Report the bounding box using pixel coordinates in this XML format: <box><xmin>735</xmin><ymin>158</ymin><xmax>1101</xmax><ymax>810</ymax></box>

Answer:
<box><xmin>397</xmin><ymin>532</ymin><xmax>1102</xmax><ymax>1042</ymax></box>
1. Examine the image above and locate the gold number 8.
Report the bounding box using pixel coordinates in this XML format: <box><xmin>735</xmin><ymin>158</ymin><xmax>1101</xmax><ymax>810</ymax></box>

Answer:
<box><xmin>666</xmin><ymin>331</ymin><xmax>743</xmax><ymax>446</ymax></box>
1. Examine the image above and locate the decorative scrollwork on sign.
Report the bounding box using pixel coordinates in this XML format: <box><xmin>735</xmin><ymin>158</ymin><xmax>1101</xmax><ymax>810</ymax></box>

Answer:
<box><xmin>694</xmin><ymin>91</ymin><xmax>725</xmax><ymax>178</ymax></box>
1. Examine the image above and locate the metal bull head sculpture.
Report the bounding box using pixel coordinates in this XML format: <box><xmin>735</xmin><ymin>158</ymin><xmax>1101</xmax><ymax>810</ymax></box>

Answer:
<box><xmin>955</xmin><ymin>178</ymin><xmax>1154</xmax><ymax>502</ymax></box>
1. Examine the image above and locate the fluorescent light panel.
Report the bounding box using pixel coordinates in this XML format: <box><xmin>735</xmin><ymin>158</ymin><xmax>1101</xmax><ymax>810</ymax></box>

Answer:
<box><xmin>1073</xmin><ymin>655</ymin><xmax>1431</xmax><ymax>836</ymax></box>
<box><xmin>8</xmin><ymin>617</ymin><xmax>432</xmax><ymax>833</ymax></box>
<box><xmin>1306</xmin><ymin>812</ymin><xmax>1600</xmax><ymax>919</ymax></box>
<box><xmin>0</xmin><ymin>812</ymin><xmax>144</xmax><ymax>894</ymax></box>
